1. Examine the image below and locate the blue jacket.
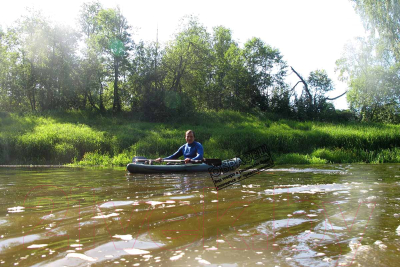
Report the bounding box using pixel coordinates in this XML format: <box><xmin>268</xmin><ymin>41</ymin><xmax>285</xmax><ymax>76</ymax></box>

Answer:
<box><xmin>164</xmin><ymin>141</ymin><xmax>204</xmax><ymax>160</ymax></box>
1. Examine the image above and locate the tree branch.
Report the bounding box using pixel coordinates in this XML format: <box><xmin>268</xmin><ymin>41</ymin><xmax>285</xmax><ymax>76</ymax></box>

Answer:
<box><xmin>325</xmin><ymin>91</ymin><xmax>347</xmax><ymax>101</ymax></box>
<box><xmin>291</xmin><ymin>66</ymin><xmax>312</xmax><ymax>103</ymax></box>
<box><xmin>275</xmin><ymin>81</ymin><xmax>301</xmax><ymax>98</ymax></box>
<box><xmin>290</xmin><ymin>81</ymin><xmax>303</xmax><ymax>92</ymax></box>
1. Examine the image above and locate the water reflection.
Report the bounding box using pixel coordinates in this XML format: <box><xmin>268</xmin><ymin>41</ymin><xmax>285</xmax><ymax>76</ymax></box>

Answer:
<box><xmin>0</xmin><ymin>165</ymin><xmax>399</xmax><ymax>266</ymax></box>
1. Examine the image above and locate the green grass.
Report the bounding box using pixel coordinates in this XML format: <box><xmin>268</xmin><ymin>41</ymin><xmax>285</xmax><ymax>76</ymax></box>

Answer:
<box><xmin>1</xmin><ymin>110</ymin><xmax>400</xmax><ymax>166</ymax></box>
<box><xmin>274</xmin><ymin>153</ymin><xmax>328</xmax><ymax>165</ymax></box>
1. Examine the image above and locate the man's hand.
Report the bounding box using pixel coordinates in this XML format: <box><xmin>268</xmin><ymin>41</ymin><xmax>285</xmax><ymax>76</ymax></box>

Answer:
<box><xmin>155</xmin><ymin>158</ymin><xmax>163</xmax><ymax>163</ymax></box>
<box><xmin>184</xmin><ymin>158</ymin><xmax>192</xmax><ymax>164</ymax></box>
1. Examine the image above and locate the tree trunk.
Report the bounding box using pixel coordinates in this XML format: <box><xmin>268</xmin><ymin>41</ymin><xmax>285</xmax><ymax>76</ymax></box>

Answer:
<box><xmin>171</xmin><ymin>56</ymin><xmax>184</xmax><ymax>92</ymax></box>
<box><xmin>113</xmin><ymin>57</ymin><xmax>121</xmax><ymax>113</ymax></box>
<box><xmin>29</xmin><ymin>62</ymin><xmax>36</xmax><ymax>111</ymax></box>
<box><xmin>99</xmin><ymin>75</ymin><xmax>105</xmax><ymax>113</ymax></box>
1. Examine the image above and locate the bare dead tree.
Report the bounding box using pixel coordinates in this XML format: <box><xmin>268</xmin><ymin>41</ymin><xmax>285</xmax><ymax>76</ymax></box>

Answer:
<box><xmin>290</xmin><ymin>67</ymin><xmax>312</xmax><ymax>104</ymax></box>
<box><xmin>290</xmin><ymin>66</ymin><xmax>347</xmax><ymax>103</ymax></box>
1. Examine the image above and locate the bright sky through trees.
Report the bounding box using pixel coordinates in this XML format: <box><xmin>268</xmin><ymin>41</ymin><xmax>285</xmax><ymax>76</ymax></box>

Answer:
<box><xmin>1</xmin><ymin>0</ymin><xmax>366</xmax><ymax>109</ymax></box>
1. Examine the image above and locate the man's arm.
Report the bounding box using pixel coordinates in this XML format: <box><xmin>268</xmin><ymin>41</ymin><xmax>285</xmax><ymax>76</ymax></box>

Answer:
<box><xmin>191</xmin><ymin>142</ymin><xmax>204</xmax><ymax>161</ymax></box>
<box><xmin>164</xmin><ymin>145</ymin><xmax>184</xmax><ymax>160</ymax></box>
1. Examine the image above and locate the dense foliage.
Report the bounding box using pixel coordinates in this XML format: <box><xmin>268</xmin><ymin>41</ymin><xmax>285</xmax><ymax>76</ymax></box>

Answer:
<box><xmin>1</xmin><ymin>1</ymin><xmax>400</xmax><ymax>125</ymax></box>
<box><xmin>335</xmin><ymin>0</ymin><xmax>400</xmax><ymax>123</ymax></box>
<box><xmin>1</xmin><ymin>110</ymin><xmax>400</xmax><ymax>165</ymax></box>
<box><xmin>0</xmin><ymin>2</ymin><xmax>342</xmax><ymax>122</ymax></box>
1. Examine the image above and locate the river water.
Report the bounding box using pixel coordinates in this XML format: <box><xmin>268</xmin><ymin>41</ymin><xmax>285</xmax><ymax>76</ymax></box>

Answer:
<box><xmin>0</xmin><ymin>164</ymin><xmax>399</xmax><ymax>267</ymax></box>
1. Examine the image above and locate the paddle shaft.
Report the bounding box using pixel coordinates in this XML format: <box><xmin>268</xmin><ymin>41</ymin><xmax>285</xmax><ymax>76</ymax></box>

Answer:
<box><xmin>135</xmin><ymin>159</ymin><xmax>204</xmax><ymax>163</ymax></box>
<box><xmin>134</xmin><ymin>158</ymin><xmax>221</xmax><ymax>165</ymax></box>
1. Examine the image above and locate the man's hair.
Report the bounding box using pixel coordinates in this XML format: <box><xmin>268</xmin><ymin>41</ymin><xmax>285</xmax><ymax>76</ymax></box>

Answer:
<box><xmin>186</xmin><ymin>130</ymin><xmax>195</xmax><ymax>137</ymax></box>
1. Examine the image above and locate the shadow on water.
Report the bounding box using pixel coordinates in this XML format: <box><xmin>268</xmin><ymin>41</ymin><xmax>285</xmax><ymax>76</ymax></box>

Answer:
<box><xmin>0</xmin><ymin>164</ymin><xmax>400</xmax><ymax>266</ymax></box>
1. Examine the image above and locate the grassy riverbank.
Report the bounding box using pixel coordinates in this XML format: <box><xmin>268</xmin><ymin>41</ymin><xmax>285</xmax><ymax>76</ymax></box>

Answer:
<box><xmin>1</xmin><ymin>110</ymin><xmax>400</xmax><ymax>166</ymax></box>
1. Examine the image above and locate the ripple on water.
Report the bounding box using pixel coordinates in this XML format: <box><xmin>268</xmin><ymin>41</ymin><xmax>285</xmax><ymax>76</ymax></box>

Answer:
<box><xmin>124</xmin><ymin>248</ymin><xmax>150</xmax><ymax>255</ymax></box>
<box><xmin>7</xmin><ymin>206</ymin><xmax>25</xmax><ymax>213</ymax></box>
<box><xmin>0</xmin><ymin>234</ymin><xmax>41</xmax><ymax>252</ymax></box>
<box><xmin>113</xmin><ymin>234</ymin><xmax>133</xmax><ymax>241</ymax></box>
<box><xmin>257</xmin><ymin>218</ymin><xmax>314</xmax><ymax>235</ymax></box>
<box><xmin>169</xmin><ymin>195</ymin><xmax>194</xmax><ymax>200</ymax></box>
<box><xmin>264</xmin><ymin>184</ymin><xmax>351</xmax><ymax>195</ymax></box>
<box><xmin>99</xmin><ymin>201</ymin><xmax>134</xmax><ymax>208</ymax></box>
<box><xmin>92</xmin><ymin>212</ymin><xmax>119</xmax><ymax>219</ymax></box>
<box><xmin>66</xmin><ymin>253</ymin><xmax>96</xmax><ymax>262</ymax></box>
<box><xmin>35</xmin><ymin>237</ymin><xmax>162</xmax><ymax>266</ymax></box>
<box><xmin>27</xmin><ymin>244</ymin><xmax>48</xmax><ymax>248</ymax></box>
<box><xmin>272</xmin><ymin>168</ymin><xmax>347</xmax><ymax>174</ymax></box>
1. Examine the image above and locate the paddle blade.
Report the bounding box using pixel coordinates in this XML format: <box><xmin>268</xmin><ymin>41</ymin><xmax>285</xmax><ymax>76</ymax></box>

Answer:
<box><xmin>132</xmin><ymin>156</ymin><xmax>147</xmax><ymax>163</ymax></box>
<box><xmin>203</xmin><ymin>158</ymin><xmax>222</xmax><ymax>166</ymax></box>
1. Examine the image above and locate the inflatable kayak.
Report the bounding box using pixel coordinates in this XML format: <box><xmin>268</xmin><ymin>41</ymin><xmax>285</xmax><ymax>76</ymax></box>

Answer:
<box><xmin>127</xmin><ymin>163</ymin><xmax>212</xmax><ymax>174</ymax></box>
<box><xmin>126</xmin><ymin>158</ymin><xmax>241</xmax><ymax>174</ymax></box>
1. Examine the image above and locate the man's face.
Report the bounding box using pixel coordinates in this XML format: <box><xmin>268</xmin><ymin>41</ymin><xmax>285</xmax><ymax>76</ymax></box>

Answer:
<box><xmin>185</xmin><ymin>132</ymin><xmax>195</xmax><ymax>144</ymax></box>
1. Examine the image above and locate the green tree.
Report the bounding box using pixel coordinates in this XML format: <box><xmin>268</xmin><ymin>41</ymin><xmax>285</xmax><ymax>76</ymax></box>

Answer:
<box><xmin>161</xmin><ymin>16</ymin><xmax>212</xmax><ymax>111</ymax></box>
<box><xmin>222</xmin><ymin>43</ymin><xmax>251</xmax><ymax>111</ymax></box>
<box><xmin>308</xmin><ymin>70</ymin><xmax>334</xmax><ymax>108</ymax></box>
<box><xmin>243</xmin><ymin>37</ymin><xmax>287</xmax><ymax>111</ymax></box>
<box><xmin>80</xmin><ymin>1</ymin><xmax>102</xmax><ymax>38</ymax></box>
<box><xmin>128</xmin><ymin>40</ymin><xmax>166</xmax><ymax>119</ymax></box>
<box><xmin>270</xmin><ymin>86</ymin><xmax>293</xmax><ymax>118</ymax></box>
<box><xmin>336</xmin><ymin>37</ymin><xmax>400</xmax><ymax>122</ymax></box>
<box><xmin>79</xmin><ymin>1</ymin><xmax>106</xmax><ymax>112</ymax></box>
<box><xmin>39</xmin><ymin>24</ymin><xmax>80</xmax><ymax>110</ymax></box>
<box><xmin>12</xmin><ymin>10</ymin><xmax>49</xmax><ymax>111</ymax></box>
<box><xmin>351</xmin><ymin>0</ymin><xmax>400</xmax><ymax>60</ymax></box>
<box><xmin>0</xmin><ymin>27</ymin><xmax>13</xmax><ymax>110</ymax></box>
<box><xmin>208</xmin><ymin>26</ymin><xmax>238</xmax><ymax>110</ymax></box>
<box><xmin>0</xmin><ymin>9</ymin><xmax>80</xmax><ymax>112</ymax></box>
<box><xmin>95</xmin><ymin>6</ymin><xmax>133</xmax><ymax>113</ymax></box>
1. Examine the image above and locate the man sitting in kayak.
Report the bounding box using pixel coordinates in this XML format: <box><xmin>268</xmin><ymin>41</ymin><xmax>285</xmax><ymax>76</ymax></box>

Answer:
<box><xmin>155</xmin><ymin>130</ymin><xmax>204</xmax><ymax>164</ymax></box>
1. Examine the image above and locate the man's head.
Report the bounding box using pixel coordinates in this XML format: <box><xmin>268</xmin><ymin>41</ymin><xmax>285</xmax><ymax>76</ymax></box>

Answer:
<box><xmin>185</xmin><ymin>130</ymin><xmax>195</xmax><ymax>144</ymax></box>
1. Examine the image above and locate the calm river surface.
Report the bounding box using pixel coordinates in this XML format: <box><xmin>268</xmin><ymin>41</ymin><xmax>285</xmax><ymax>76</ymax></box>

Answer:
<box><xmin>1</xmin><ymin>164</ymin><xmax>400</xmax><ymax>267</ymax></box>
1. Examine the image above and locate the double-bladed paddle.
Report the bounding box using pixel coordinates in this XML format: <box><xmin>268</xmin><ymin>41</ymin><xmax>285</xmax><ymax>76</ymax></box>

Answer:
<box><xmin>132</xmin><ymin>157</ymin><xmax>222</xmax><ymax>166</ymax></box>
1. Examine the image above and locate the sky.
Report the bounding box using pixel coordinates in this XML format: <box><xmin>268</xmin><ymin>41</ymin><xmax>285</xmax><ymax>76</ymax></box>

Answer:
<box><xmin>0</xmin><ymin>0</ymin><xmax>367</xmax><ymax>109</ymax></box>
